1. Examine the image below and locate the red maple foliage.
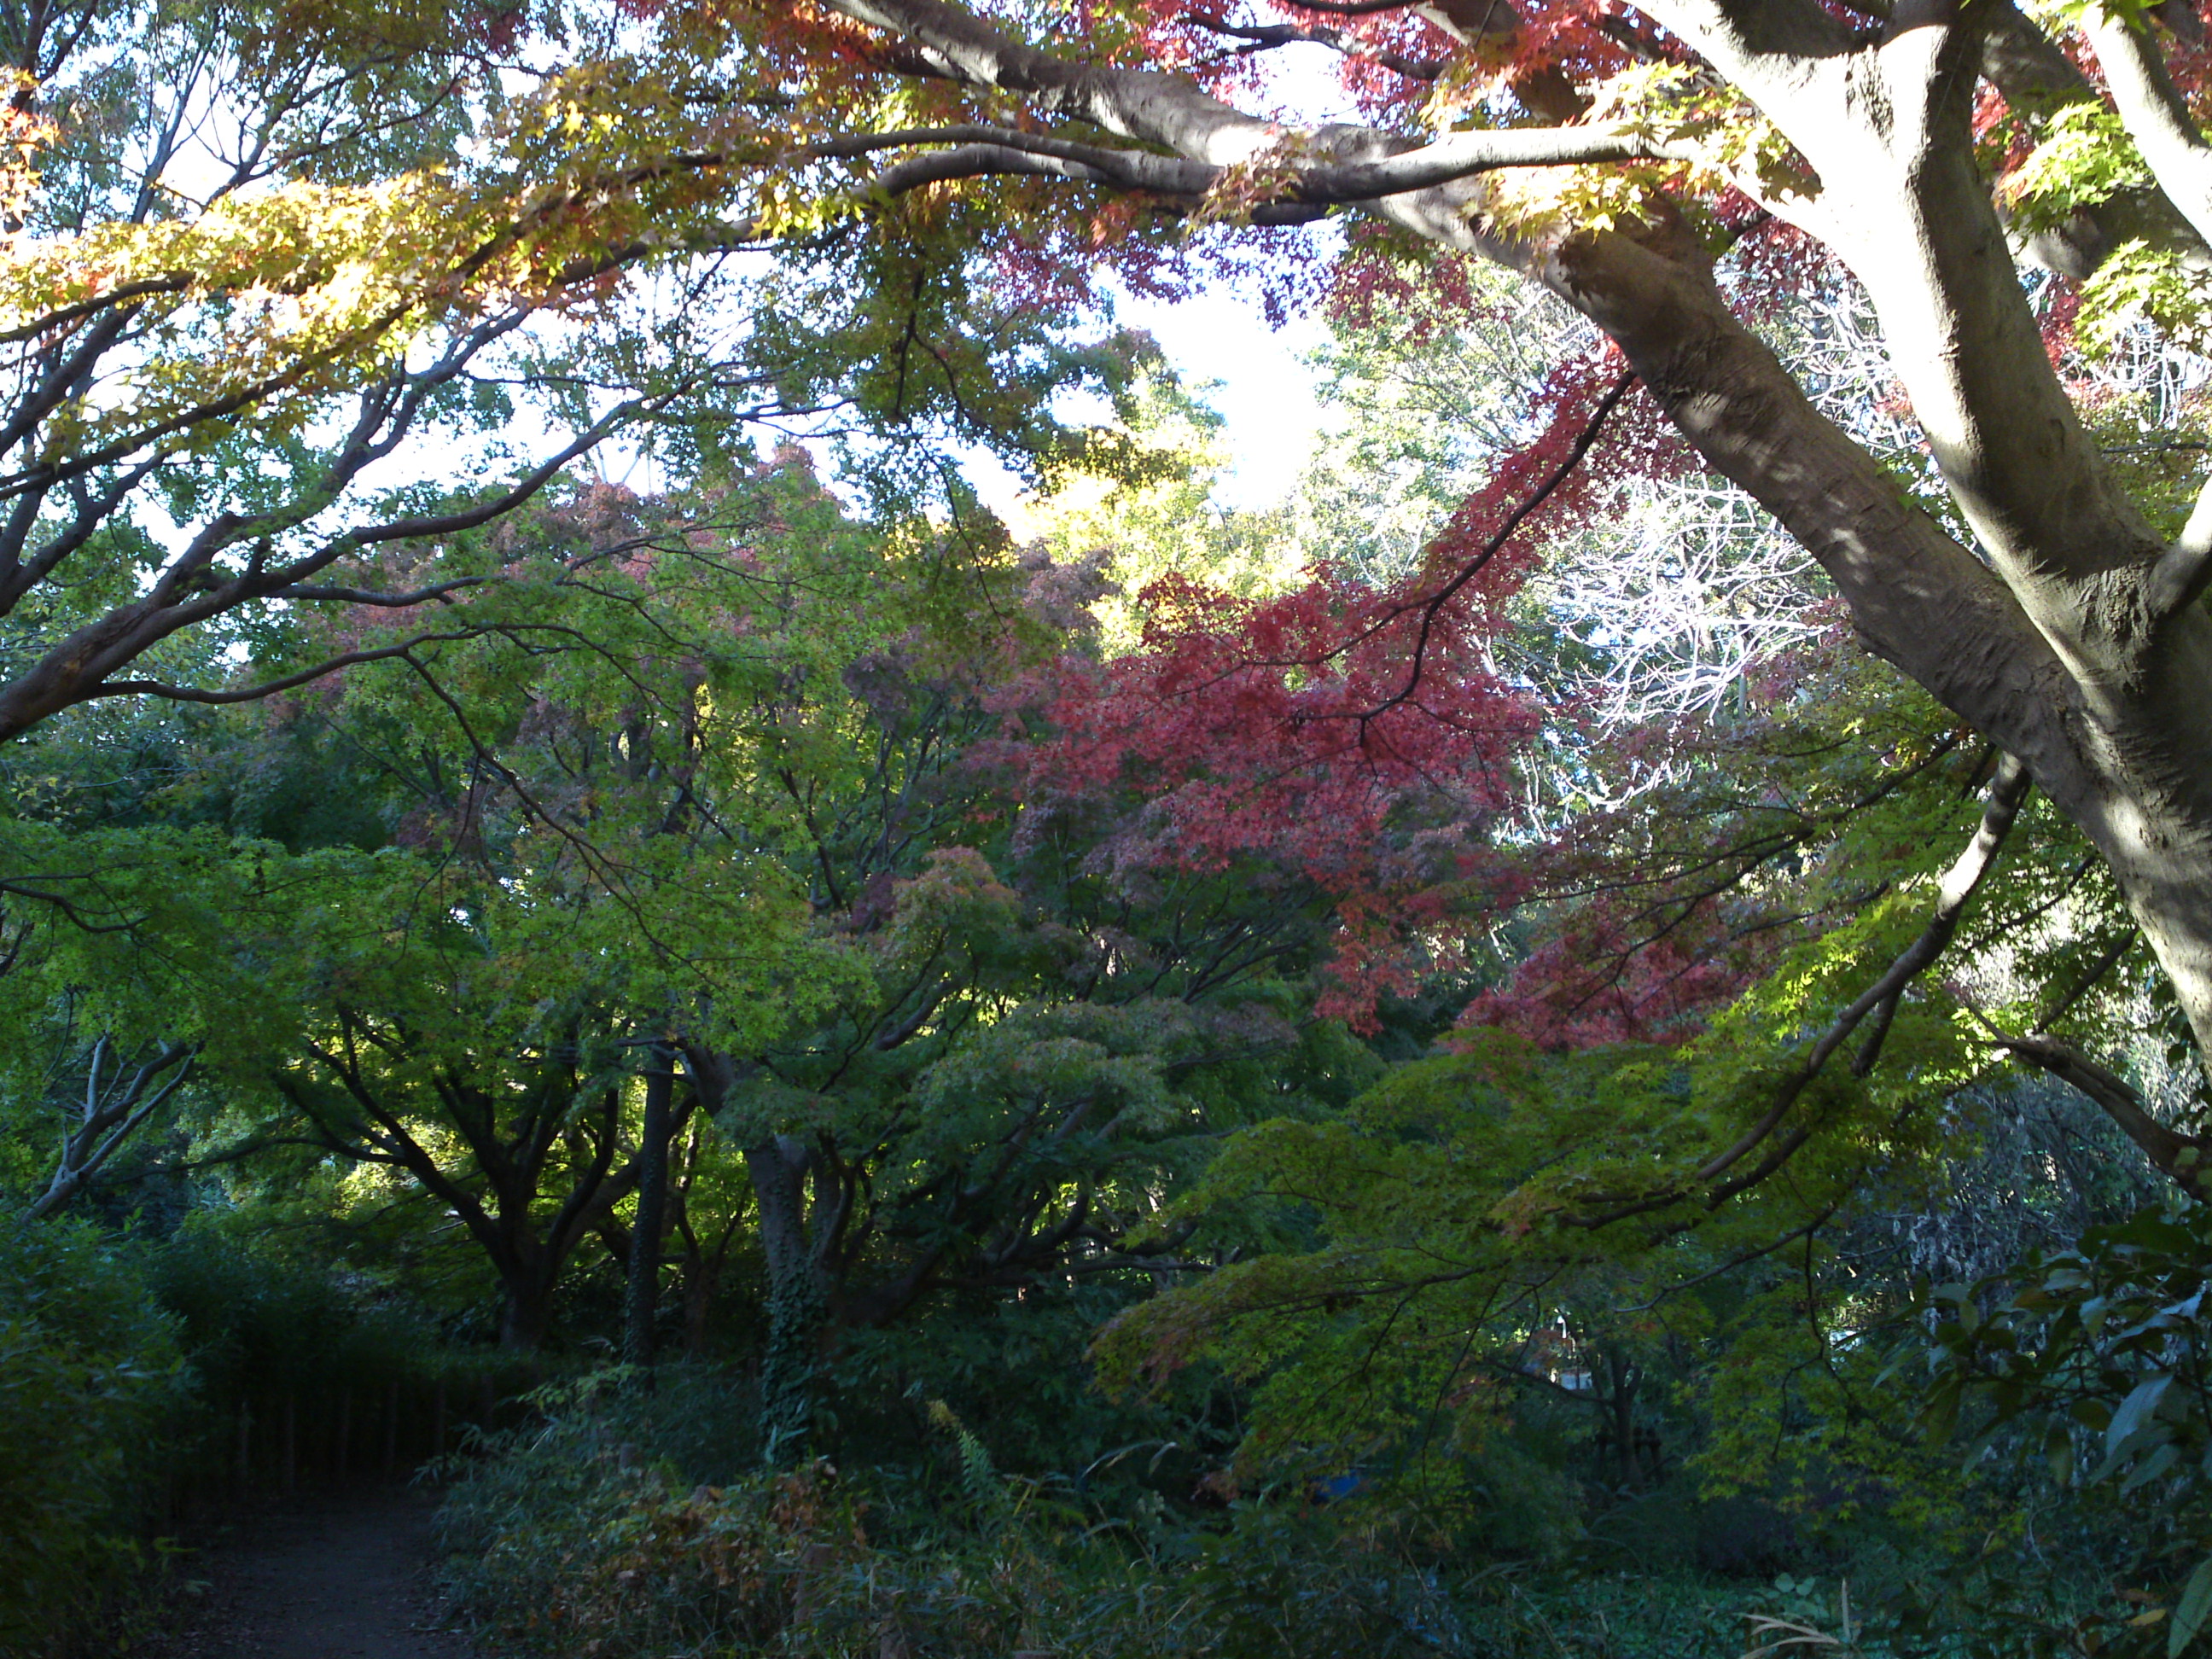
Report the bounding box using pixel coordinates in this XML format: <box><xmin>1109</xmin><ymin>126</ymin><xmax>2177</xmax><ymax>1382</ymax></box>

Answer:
<box><xmin>987</xmin><ymin>342</ymin><xmax>1662</xmax><ymax>1028</ymax></box>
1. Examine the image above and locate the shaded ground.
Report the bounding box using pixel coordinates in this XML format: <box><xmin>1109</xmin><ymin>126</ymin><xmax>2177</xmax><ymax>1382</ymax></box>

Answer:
<box><xmin>148</xmin><ymin>1486</ymin><xmax>472</xmax><ymax>1659</ymax></box>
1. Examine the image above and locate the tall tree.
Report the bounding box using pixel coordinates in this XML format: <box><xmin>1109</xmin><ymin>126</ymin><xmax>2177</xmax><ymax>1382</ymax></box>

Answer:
<box><xmin>0</xmin><ymin>0</ymin><xmax>1154</xmax><ymax>740</ymax></box>
<box><xmin>626</xmin><ymin>0</ymin><xmax>2212</xmax><ymax>1181</ymax></box>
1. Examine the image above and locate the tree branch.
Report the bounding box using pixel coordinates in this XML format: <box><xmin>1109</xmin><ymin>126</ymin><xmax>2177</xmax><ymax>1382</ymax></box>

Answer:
<box><xmin>2081</xmin><ymin>3</ymin><xmax>2212</xmax><ymax>255</ymax></box>
<box><xmin>86</xmin><ymin>627</ymin><xmax>504</xmax><ymax>707</ymax></box>
<box><xmin>851</xmin><ymin>118</ymin><xmax>1665</xmax><ymax>207</ymax></box>
<box><xmin>24</xmin><ymin>1040</ymin><xmax>197</xmax><ymax>1221</ymax></box>
<box><xmin>1994</xmin><ymin>1031</ymin><xmax>2212</xmax><ymax>1199</ymax></box>
<box><xmin>1563</xmin><ymin>754</ymin><xmax>2032</xmax><ymax>1227</ymax></box>
<box><xmin>1180</xmin><ymin>14</ymin><xmax>1441</xmax><ymax>81</ymax></box>
<box><xmin>1849</xmin><ymin>752</ymin><xmax>2034</xmax><ymax>1074</ymax></box>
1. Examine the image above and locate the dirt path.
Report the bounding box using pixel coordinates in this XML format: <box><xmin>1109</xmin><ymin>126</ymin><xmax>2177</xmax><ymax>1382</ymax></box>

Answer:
<box><xmin>153</xmin><ymin>1487</ymin><xmax>473</xmax><ymax>1659</ymax></box>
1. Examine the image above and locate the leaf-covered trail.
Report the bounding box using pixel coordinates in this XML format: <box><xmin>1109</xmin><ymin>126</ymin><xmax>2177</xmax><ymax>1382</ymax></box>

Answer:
<box><xmin>154</xmin><ymin>1487</ymin><xmax>471</xmax><ymax>1659</ymax></box>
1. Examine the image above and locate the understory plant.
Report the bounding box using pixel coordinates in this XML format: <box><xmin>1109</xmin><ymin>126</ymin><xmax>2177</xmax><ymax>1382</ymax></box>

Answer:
<box><xmin>435</xmin><ymin>1367</ymin><xmax>1925</xmax><ymax>1659</ymax></box>
<box><xmin>0</xmin><ymin>1219</ymin><xmax>192</xmax><ymax>1654</ymax></box>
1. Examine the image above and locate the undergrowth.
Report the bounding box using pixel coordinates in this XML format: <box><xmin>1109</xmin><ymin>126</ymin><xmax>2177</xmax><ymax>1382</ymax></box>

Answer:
<box><xmin>434</xmin><ymin>1368</ymin><xmax>1906</xmax><ymax>1659</ymax></box>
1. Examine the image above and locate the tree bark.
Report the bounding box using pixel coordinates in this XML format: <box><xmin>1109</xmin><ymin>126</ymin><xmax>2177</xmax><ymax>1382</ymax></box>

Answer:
<box><xmin>621</xmin><ymin>1043</ymin><xmax>678</xmax><ymax>1377</ymax></box>
<box><xmin>749</xmin><ymin>1133</ymin><xmax>834</xmax><ymax>1464</ymax></box>
<box><xmin>1627</xmin><ymin>3</ymin><xmax>2212</xmax><ymax>1062</ymax></box>
<box><xmin>498</xmin><ymin>1270</ymin><xmax>555</xmax><ymax>1351</ymax></box>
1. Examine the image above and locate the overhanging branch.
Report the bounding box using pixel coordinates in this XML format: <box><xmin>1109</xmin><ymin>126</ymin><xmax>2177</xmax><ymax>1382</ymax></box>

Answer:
<box><xmin>1994</xmin><ymin>1030</ymin><xmax>2212</xmax><ymax>1199</ymax></box>
<box><xmin>844</xmin><ymin>118</ymin><xmax>1666</xmax><ymax>207</ymax></box>
<box><xmin>2081</xmin><ymin>3</ymin><xmax>2212</xmax><ymax>255</ymax></box>
<box><xmin>1566</xmin><ymin>753</ymin><xmax>2034</xmax><ymax>1228</ymax></box>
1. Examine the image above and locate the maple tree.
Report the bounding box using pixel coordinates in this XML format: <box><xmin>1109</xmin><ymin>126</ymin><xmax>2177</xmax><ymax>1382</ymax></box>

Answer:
<box><xmin>24</xmin><ymin>2</ymin><xmax>2212</xmax><ymax>1644</ymax></box>
<box><xmin>0</xmin><ymin>0</ymin><xmax>1163</xmax><ymax>748</ymax></box>
<box><xmin>34</xmin><ymin>441</ymin><xmax>1391</xmax><ymax>1406</ymax></box>
<box><xmin>514</xmin><ymin>0</ymin><xmax>2212</xmax><ymax>1198</ymax></box>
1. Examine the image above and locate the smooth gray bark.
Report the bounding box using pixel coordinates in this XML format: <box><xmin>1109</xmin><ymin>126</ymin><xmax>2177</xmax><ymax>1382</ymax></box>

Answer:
<box><xmin>24</xmin><ymin>1037</ymin><xmax>194</xmax><ymax>1221</ymax></box>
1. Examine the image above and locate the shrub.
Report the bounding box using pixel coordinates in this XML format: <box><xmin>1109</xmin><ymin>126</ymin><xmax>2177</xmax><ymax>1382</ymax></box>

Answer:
<box><xmin>436</xmin><ymin>1367</ymin><xmax>1852</xmax><ymax>1658</ymax></box>
<box><xmin>0</xmin><ymin>1219</ymin><xmax>191</xmax><ymax>1654</ymax></box>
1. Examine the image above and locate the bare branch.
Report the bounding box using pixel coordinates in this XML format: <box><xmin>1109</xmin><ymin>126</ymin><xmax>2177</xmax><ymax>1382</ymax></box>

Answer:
<box><xmin>84</xmin><ymin>628</ymin><xmax>496</xmax><ymax>707</ymax></box>
<box><xmin>266</xmin><ymin>578</ymin><xmax>487</xmax><ymax>606</ymax></box>
<box><xmin>1180</xmin><ymin>14</ymin><xmax>1441</xmax><ymax>81</ymax></box>
<box><xmin>24</xmin><ymin>1040</ymin><xmax>198</xmax><ymax>1221</ymax></box>
<box><xmin>849</xmin><ymin>118</ymin><xmax>1663</xmax><ymax>206</ymax></box>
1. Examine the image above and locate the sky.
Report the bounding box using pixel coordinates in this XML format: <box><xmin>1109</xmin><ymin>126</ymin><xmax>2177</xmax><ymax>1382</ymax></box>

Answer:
<box><xmin>961</xmin><ymin>278</ymin><xmax>1332</xmax><ymax>518</ymax></box>
<box><xmin>1119</xmin><ymin>282</ymin><xmax>1332</xmax><ymax>509</ymax></box>
<box><xmin>960</xmin><ymin>41</ymin><xmax>1358</xmax><ymax>519</ymax></box>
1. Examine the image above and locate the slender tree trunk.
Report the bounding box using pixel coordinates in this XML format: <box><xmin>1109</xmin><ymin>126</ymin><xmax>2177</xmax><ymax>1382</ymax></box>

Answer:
<box><xmin>622</xmin><ymin>1043</ymin><xmax>677</xmax><ymax>1379</ymax></box>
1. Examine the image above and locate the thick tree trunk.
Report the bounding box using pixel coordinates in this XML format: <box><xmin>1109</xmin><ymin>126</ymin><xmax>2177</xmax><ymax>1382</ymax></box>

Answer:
<box><xmin>1538</xmin><ymin>216</ymin><xmax>2212</xmax><ymax>1062</ymax></box>
<box><xmin>1604</xmin><ymin>6</ymin><xmax>2212</xmax><ymax>1065</ymax></box>
<box><xmin>748</xmin><ymin>1134</ymin><xmax>832</xmax><ymax>1464</ymax></box>
<box><xmin>498</xmin><ymin>1273</ymin><xmax>553</xmax><ymax>1351</ymax></box>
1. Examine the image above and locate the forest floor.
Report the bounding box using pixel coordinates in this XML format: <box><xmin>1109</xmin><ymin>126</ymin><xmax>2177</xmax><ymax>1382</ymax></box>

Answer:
<box><xmin>143</xmin><ymin>1485</ymin><xmax>473</xmax><ymax>1659</ymax></box>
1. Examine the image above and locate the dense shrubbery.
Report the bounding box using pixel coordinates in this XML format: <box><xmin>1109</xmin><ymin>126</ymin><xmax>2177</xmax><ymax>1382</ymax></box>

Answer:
<box><xmin>0</xmin><ymin>1213</ymin><xmax>515</xmax><ymax>1653</ymax></box>
<box><xmin>437</xmin><ymin>1371</ymin><xmax>1453</xmax><ymax>1659</ymax></box>
<box><xmin>434</xmin><ymin>1368</ymin><xmax>1901</xmax><ymax>1659</ymax></box>
<box><xmin>0</xmin><ymin>1220</ymin><xmax>191</xmax><ymax>1653</ymax></box>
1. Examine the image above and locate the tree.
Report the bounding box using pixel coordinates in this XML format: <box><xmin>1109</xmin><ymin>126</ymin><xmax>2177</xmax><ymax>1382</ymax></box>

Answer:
<box><xmin>127</xmin><ymin>466</ymin><xmax>870</xmax><ymax>1350</ymax></box>
<box><xmin>166</xmin><ymin>441</ymin><xmax>1359</xmax><ymax>1382</ymax></box>
<box><xmin>642</xmin><ymin>0</ymin><xmax>2212</xmax><ymax>1182</ymax></box>
<box><xmin>0</xmin><ymin>0</ymin><xmax>1162</xmax><ymax>744</ymax></box>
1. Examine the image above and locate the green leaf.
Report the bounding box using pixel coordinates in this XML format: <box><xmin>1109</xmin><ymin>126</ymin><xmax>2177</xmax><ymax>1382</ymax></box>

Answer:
<box><xmin>2108</xmin><ymin>1372</ymin><xmax>2174</xmax><ymax>1462</ymax></box>
<box><xmin>2122</xmin><ymin>1441</ymin><xmax>2179</xmax><ymax>1494</ymax></box>
<box><xmin>2046</xmin><ymin>1421</ymin><xmax>2075</xmax><ymax>1485</ymax></box>
<box><xmin>1920</xmin><ymin>1375</ymin><xmax>1963</xmax><ymax>1447</ymax></box>
<box><xmin>2170</xmin><ymin>1554</ymin><xmax>2212</xmax><ymax>1657</ymax></box>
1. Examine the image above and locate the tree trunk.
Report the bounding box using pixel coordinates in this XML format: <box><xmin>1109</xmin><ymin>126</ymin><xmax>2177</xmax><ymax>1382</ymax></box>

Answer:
<box><xmin>1545</xmin><ymin>15</ymin><xmax>2212</xmax><ymax>1069</ymax></box>
<box><xmin>622</xmin><ymin>1044</ymin><xmax>678</xmax><ymax>1378</ymax></box>
<box><xmin>1492</xmin><ymin>200</ymin><xmax>2212</xmax><ymax>1093</ymax></box>
<box><xmin>498</xmin><ymin>1272</ymin><xmax>553</xmax><ymax>1350</ymax></box>
<box><xmin>749</xmin><ymin>1135</ymin><xmax>832</xmax><ymax>1464</ymax></box>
